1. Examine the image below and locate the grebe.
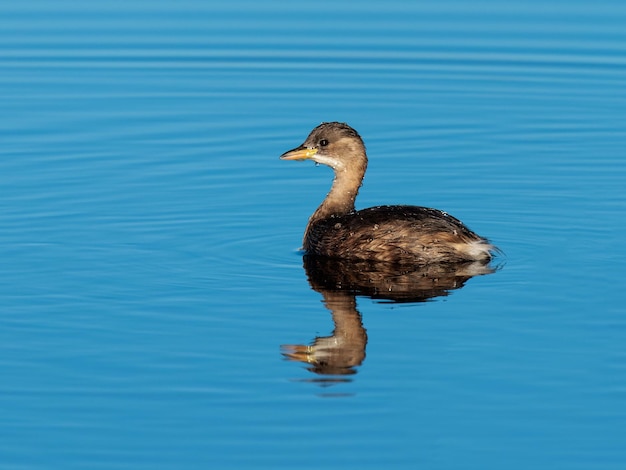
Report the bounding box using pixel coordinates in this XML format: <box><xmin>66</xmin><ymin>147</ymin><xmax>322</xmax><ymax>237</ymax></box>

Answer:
<box><xmin>280</xmin><ymin>122</ymin><xmax>496</xmax><ymax>264</ymax></box>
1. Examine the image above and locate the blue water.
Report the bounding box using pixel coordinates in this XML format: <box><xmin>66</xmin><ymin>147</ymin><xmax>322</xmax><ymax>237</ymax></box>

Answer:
<box><xmin>2</xmin><ymin>1</ymin><xmax>626</xmax><ymax>468</ymax></box>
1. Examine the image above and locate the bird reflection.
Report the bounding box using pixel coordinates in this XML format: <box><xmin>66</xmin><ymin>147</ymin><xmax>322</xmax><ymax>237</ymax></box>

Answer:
<box><xmin>282</xmin><ymin>290</ymin><xmax>367</xmax><ymax>377</ymax></box>
<box><xmin>282</xmin><ymin>255</ymin><xmax>495</xmax><ymax>379</ymax></box>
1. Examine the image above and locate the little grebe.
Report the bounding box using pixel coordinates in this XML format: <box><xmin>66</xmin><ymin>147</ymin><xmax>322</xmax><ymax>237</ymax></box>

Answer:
<box><xmin>280</xmin><ymin>122</ymin><xmax>496</xmax><ymax>264</ymax></box>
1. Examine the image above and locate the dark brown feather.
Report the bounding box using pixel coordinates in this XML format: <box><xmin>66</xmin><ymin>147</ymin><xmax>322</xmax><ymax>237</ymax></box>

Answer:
<box><xmin>305</xmin><ymin>205</ymin><xmax>492</xmax><ymax>264</ymax></box>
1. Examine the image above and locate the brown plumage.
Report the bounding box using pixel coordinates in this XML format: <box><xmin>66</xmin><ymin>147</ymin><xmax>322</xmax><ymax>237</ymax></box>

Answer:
<box><xmin>280</xmin><ymin>122</ymin><xmax>496</xmax><ymax>264</ymax></box>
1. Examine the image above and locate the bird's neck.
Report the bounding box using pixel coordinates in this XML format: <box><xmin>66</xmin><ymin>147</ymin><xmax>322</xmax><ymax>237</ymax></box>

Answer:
<box><xmin>307</xmin><ymin>161</ymin><xmax>366</xmax><ymax>226</ymax></box>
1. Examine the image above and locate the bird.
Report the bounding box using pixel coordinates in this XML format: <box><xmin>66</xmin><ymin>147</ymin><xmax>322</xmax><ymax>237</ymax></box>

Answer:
<box><xmin>280</xmin><ymin>122</ymin><xmax>496</xmax><ymax>265</ymax></box>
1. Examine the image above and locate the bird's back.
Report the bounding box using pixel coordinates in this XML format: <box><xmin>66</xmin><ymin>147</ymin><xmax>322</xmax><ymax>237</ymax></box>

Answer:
<box><xmin>304</xmin><ymin>205</ymin><xmax>493</xmax><ymax>264</ymax></box>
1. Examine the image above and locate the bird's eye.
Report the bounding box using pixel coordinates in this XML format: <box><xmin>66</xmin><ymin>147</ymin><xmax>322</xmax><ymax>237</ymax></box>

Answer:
<box><xmin>319</xmin><ymin>139</ymin><xmax>329</xmax><ymax>147</ymax></box>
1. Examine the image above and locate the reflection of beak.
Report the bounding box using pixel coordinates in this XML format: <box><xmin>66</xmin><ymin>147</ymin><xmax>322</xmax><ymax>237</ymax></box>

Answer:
<box><xmin>279</xmin><ymin>146</ymin><xmax>318</xmax><ymax>161</ymax></box>
<box><xmin>281</xmin><ymin>344</ymin><xmax>315</xmax><ymax>363</ymax></box>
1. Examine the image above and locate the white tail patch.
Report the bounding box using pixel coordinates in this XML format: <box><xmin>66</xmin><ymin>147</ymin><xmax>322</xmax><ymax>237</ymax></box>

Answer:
<box><xmin>455</xmin><ymin>239</ymin><xmax>494</xmax><ymax>261</ymax></box>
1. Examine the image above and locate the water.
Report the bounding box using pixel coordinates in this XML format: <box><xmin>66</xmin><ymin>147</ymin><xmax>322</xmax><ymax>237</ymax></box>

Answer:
<box><xmin>2</xmin><ymin>1</ymin><xmax>626</xmax><ymax>468</ymax></box>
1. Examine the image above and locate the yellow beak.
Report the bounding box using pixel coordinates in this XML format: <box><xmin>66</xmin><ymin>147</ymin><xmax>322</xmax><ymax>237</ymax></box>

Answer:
<box><xmin>279</xmin><ymin>146</ymin><xmax>318</xmax><ymax>161</ymax></box>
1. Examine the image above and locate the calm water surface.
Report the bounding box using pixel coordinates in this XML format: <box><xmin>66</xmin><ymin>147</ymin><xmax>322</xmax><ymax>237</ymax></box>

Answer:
<box><xmin>2</xmin><ymin>1</ymin><xmax>626</xmax><ymax>468</ymax></box>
